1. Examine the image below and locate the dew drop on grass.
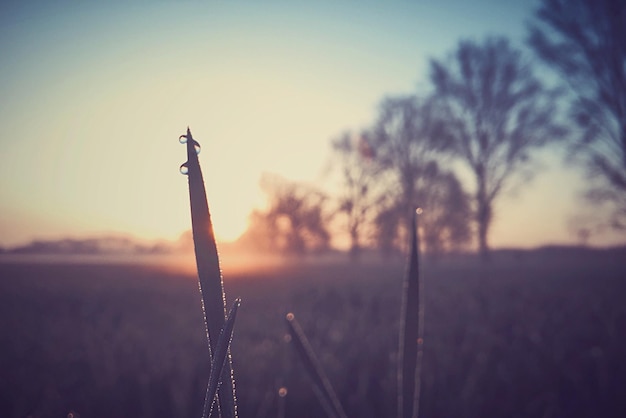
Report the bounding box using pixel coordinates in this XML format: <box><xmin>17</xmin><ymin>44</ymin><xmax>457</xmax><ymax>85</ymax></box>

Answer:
<box><xmin>179</xmin><ymin>135</ymin><xmax>188</xmax><ymax>144</ymax></box>
<box><xmin>286</xmin><ymin>313</ymin><xmax>294</xmax><ymax>321</ymax></box>
<box><xmin>193</xmin><ymin>140</ymin><xmax>201</xmax><ymax>155</ymax></box>
<box><xmin>416</xmin><ymin>207</ymin><xmax>423</xmax><ymax>215</ymax></box>
<box><xmin>278</xmin><ymin>387</ymin><xmax>288</xmax><ymax>397</ymax></box>
<box><xmin>180</xmin><ymin>163</ymin><xmax>189</xmax><ymax>175</ymax></box>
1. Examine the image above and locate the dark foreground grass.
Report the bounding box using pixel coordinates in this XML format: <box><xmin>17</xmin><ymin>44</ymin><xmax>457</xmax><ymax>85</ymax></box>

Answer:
<box><xmin>0</xmin><ymin>251</ymin><xmax>625</xmax><ymax>418</ymax></box>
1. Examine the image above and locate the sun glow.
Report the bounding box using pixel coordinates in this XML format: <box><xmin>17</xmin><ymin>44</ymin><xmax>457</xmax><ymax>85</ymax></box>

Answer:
<box><xmin>210</xmin><ymin>210</ymin><xmax>248</xmax><ymax>243</ymax></box>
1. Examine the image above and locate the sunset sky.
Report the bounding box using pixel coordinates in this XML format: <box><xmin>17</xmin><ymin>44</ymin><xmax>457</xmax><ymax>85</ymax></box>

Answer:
<box><xmin>1</xmin><ymin>1</ymin><xmax>624</xmax><ymax>250</ymax></box>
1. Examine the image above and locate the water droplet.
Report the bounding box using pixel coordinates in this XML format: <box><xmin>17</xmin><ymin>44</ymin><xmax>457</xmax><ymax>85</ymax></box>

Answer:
<box><xmin>179</xmin><ymin>163</ymin><xmax>189</xmax><ymax>175</ymax></box>
<box><xmin>179</xmin><ymin>135</ymin><xmax>188</xmax><ymax>144</ymax></box>
<box><xmin>416</xmin><ymin>207</ymin><xmax>423</xmax><ymax>215</ymax></box>
<box><xmin>192</xmin><ymin>140</ymin><xmax>201</xmax><ymax>155</ymax></box>
<box><xmin>283</xmin><ymin>334</ymin><xmax>292</xmax><ymax>343</ymax></box>
<box><xmin>286</xmin><ymin>313</ymin><xmax>294</xmax><ymax>321</ymax></box>
<box><xmin>278</xmin><ymin>387</ymin><xmax>288</xmax><ymax>397</ymax></box>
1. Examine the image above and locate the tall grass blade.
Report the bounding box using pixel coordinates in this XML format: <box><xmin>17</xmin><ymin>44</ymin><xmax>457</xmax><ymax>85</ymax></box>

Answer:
<box><xmin>398</xmin><ymin>209</ymin><xmax>423</xmax><ymax>418</ymax></box>
<box><xmin>203</xmin><ymin>299</ymin><xmax>242</xmax><ymax>418</ymax></box>
<box><xmin>180</xmin><ymin>127</ymin><xmax>237</xmax><ymax>418</ymax></box>
<box><xmin>285</xmin><ymin>313</ymin><xmax>347</xmax><ymax>418</ymax></box>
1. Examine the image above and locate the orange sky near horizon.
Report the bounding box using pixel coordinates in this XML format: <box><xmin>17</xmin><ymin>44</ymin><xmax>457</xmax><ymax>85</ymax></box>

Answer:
<box><xmin>1</xmin><ymin>1</ymin><xmax>625</xmax><ymax>251</ymax></box>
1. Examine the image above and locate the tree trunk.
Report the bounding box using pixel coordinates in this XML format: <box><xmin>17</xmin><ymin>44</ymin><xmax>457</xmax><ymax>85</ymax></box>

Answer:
<box><xmin>349</xmin><ymin>224</ymin><xmax>361</xmax><ymax>261</ymax></box>
<box><xmin>476</xmin><ymin>168</ymin><xmax>492</xmax><ymax>262</ymax></box>
<box><xmin>477</xmin><ymin>210</ymin><xmax>490</xmax><ymax>262</ymax></box>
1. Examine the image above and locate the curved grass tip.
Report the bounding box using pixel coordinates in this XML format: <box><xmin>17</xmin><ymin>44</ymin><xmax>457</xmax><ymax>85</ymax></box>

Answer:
<box><xmin>285</xmin><ymin>312</ymin><xmax>347</xmax><ymax>418</ymax></box>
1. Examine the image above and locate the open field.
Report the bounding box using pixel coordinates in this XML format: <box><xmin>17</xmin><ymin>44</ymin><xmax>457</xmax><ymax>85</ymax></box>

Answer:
<box><xmin>1</xmin><ymin>250</ymin><xmax>625</xmax><ymax>417</ymax></box>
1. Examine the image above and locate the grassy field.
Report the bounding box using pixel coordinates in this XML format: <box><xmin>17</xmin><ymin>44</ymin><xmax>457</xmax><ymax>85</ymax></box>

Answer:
<box><xmin>1</xmin><ymin>250</ymin><xmax>625</xmax><ymax>417</ymax></box>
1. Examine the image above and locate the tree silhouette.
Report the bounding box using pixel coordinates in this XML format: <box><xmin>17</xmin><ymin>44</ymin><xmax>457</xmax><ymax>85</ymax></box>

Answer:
<box><xmin>330</xmin><ymin>131</ymin><xmax>381</xmax><ymax>259</ymax></box>
<box><xmin>240</xmin><ymin>174</ymin><xmax>331</xmax><ymax>255</ymax></box>
<box><xmin>373</xmin><ymin>161</ymin><xmax>472</xmax><ymax>257</ymax></box>
<box><xmin>430</xmin><ymin>37</ymin><xmax>566</xmax><ymax>261</ymax></box>
<box><xmin>418</xmin><ymin>168</ymin><xmax>473</xmax><ymax>256</ymax></box>
<box><xmin>528</xmin><ymin>0</ymin><xmax>626</xmax><ymax>232</ymax></box>
<box><xmin>367</xmin><ymin>95</ymin><xmax>472</xmax><ymax>255</ymax></box>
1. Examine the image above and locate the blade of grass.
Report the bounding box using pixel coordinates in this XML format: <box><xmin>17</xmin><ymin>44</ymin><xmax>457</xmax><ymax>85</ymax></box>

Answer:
<box><xmin>181</xmin><ymin>127</ymin><xmax>237</xmax><ymax>418</ymax></box>
<box><xmin>203</xmin><ymin>299</ymin><xmax>242</xmax><ymax>418</ymax></box>
<box><xmin>398</xmin><ymin>208</ymin><xmax>423</xmax><ymax>418</ymax></box>
<box><xmin>285</xmin><ymin>313</ymin><xmax>347</xmax><ymax>418</ymax></box>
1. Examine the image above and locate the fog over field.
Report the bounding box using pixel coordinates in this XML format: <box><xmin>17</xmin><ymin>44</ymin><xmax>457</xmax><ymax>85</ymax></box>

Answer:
<box><xmin>1</xmin><ymin>249</ymin><xmax>625</xmax><ymax>417</ymax></box>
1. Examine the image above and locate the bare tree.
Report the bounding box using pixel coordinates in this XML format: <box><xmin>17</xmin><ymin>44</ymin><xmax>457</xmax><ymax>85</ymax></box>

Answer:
<box><xmin>368</xmin><ymin>95</ymin><xmax>472</xmax><ymax>255</ymax></box>
<box><xmin>370</xmin><ymin>96</ymin><xmax>447</xmax><ymax>220</ymax></box>
<box><xmin>528</xmin><ymin>0</ymin><xmax>626</xmax><ymax>231</ymax></box>
<box><xmin>430</xmin><ymin>37</ymin><xmax>566</xmax><ymax>260</ymax></box>
<box><xmin>419</xmin><ymin>167</ymin><xmax>473</xmax><ymax>256</ymax></box>
<box><xmin>239</xmin><ymin>174</ymin><xmax>331</xmax><ymax>255</ymax></box>
<box><xmin>373</xmin><ymin>161</ymin><xmax>472</xmax><ymax>257</ymax></box>
<box><xmin>330</xmin><ymin>131</ymin><xmax>380</xmax><ymax>259</ymax></box>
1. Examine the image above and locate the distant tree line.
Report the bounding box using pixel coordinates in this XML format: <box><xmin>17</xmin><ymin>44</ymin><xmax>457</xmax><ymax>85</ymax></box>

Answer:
<box><xmin>237</xmin><ymin>173</ymin><xmax>331</xmax><ymax>256</ymax></box>
<box><xmin>240</xmin><ymin>0</ymin><xmax>625</xmax><ymax>260</ymax></box>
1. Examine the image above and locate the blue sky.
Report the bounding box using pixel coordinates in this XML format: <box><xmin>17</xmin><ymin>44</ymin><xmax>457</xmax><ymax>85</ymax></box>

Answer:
<box><xmin>1</xmin><ymin>0</ymin><xmax>622</xmax><ymax>249</ymax></box>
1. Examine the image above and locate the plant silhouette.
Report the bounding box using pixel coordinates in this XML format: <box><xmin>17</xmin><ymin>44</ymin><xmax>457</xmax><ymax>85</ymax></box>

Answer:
<box><xmin>180</xmin><ymin>127</ymin><xmax>238</xmax><ymax>418</ymax></box>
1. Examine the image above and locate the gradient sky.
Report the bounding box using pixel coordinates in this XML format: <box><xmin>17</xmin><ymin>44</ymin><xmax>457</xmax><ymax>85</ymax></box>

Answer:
<box><xmin>1</xmin><ymin>1</ymin><xmax>623</xmax><ymax>249</ymax></box>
